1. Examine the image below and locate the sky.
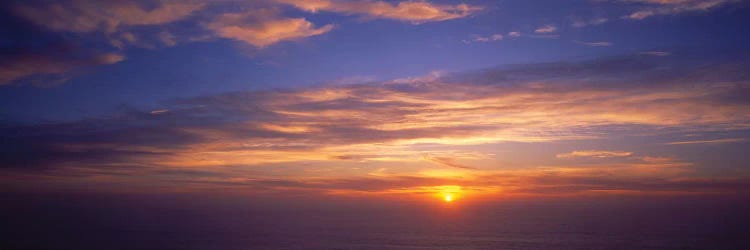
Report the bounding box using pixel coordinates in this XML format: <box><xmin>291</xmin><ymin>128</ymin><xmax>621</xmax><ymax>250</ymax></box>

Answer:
<box><xmin>1</xmin><ymin>0</ymin><xmax>750</xmax><ymax>205</ymax></box>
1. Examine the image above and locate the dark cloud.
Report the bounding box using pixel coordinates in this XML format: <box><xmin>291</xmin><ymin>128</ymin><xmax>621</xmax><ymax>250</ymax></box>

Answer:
<box><xmin>0</xmin><ymin>12</ymin><xmax>124</xmax><ymax>85</ymax></box>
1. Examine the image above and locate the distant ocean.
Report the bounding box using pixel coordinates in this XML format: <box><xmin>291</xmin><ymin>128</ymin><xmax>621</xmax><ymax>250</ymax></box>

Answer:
<box><xmin>3</xmin><ymin>193</ymin><xmax>749</xmax><ymax>249</ymax></box>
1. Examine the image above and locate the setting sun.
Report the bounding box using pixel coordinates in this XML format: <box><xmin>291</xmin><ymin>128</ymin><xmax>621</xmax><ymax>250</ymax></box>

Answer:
<box><xmin>444</xmin><ymin>194</ymin><xmax>454</xmax><ymax>202</ymax></box>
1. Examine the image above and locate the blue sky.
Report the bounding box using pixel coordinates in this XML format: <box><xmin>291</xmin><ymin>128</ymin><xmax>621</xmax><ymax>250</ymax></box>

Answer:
<box><xmin>2</xmin><ymin>0</ymin><xmax>749</xmax><ymax>122</ymax></box>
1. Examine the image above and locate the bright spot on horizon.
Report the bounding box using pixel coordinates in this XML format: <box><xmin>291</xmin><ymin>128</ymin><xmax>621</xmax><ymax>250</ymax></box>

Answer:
<box><xmin>444</xmin><ymin>194</ymin><xmax>454</xmax><ymax>202</ymax></box>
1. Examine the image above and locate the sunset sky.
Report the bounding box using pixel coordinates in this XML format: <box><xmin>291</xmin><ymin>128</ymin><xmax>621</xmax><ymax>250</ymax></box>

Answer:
<box><xmin>2</xmin><ymin>0</ymin><xmax>750</xmax><ymax>205</ymax></box>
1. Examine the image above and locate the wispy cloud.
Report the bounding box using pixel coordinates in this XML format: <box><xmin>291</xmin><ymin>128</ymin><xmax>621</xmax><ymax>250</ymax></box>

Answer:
<box><xmin>206</xmin><ymin>8</ymin><xmax>333</xmax><ymax>47</ymax></box>
<box><xmin>13</xmin><ymin>0</ymin><xmax>205</xmax><ymax>33</ymax></box>
<box><xmin>0</xmin><ymin>41</ymin><xmax>124</xmax><ymax>85</ymax></box>
<box><xmin>3</xmin><ymin>0</ymin><xmax>475</xmax><ymax>84</ymax></box>
<box><xmin>424</xmin><ymin>156</ymin><xmax>477</xmax><ymax>170</ymax></box>
<box><xmin>574</xmin><ymin>41</ymin><xmax>614</xmax><ymax>47</ymax></box>
<box><xmin>557</xmin><ymin>150</ymin><xmax>633</xmax><ymax>159</ymax></box>
<box><xmin>571</xmin><ymin>17</ymin><xmax>609</xmax><ymax>28</ymax></box>
<box><xmin>639</xmin><ymin>51</ymin><xmax>671</xmax><ymax>56</ymax></box>
<box><xmin>276</xmin><ymin>0</ymin><xmax>482</xmax><ymax>23</ymax></box>
<box><xmin>622</xmin><ymin>0</ymin><xmax>734</xmax><ymax>20</ymax></box>
<box><xmin>535</xmin><ymin>24</ymin><xmax>557</xmax><ymax>33</ymax></box>
<box><xmin>463</xmin><ymin>34</ymin><xmax>503</xmax><ymax>44</ymax></box>
<box><xmin>666</xmin><ymin>138</ymin><xmax>747</xmax><ymax>145</ymax></box>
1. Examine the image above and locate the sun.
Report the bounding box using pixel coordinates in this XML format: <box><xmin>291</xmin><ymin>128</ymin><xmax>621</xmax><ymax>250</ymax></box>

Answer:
<box><xmin>443</xmin><ymin>194</ymin><xmax>454</xmax><ymax>203</ymax></box>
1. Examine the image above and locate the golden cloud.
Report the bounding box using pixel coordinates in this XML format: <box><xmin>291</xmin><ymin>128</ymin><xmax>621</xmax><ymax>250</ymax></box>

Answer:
<box><xmin>207</xmin><ymin>9</ymin><xmax>333</xmax><ymax>47</ymax></box>
<box><xmin>277</xmin><ymin>0</ymin><xmax>482</xmax><ymax>23</ymax></box>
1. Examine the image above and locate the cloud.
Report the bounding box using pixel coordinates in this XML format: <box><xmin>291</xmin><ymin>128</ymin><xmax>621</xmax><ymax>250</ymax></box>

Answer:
<box><xmin>571</xmin><ymin>17</ymin><xmax>609</xmax><ymax>28</ymax></box>
<box><xmin>424</xmin><ymin>156</ymin><xmax>477</xmax><ymax>169</ymax></box>
<box><xmin>665</xmin><ymin>138</ymin><xmax>747</xmax><ymax>145</ymax></box>
<box><xmin>464</xmin><ymin>34</ymin><xmax>503</xmax><ymax>43</ymax></box>
<box><xmin>149</xmin><ymin>109</ymin><xmax>170</xmax><ymax>115</ymax></box>
<box><xmin>557</xmin><ymin>150</ymin><xmax>634</xmax><ymax>159</ymax></box>
<box><xmin>5</xmin><ymin>53</ymin><xmax>750</xmax><ymax>161</ymax></box>
<box><xmin>5</xmin><ymin>0</ymin><xmax>206</xmax><ymax>82</ymax></box>
<box><xmin>2</xmin><ymin>52</ymin><xmax>750</xmax><ymax>195</ymax></box>
<box><xmin>3</xmin><ymin>0</ymin><xmax>210</xmax><ymax>86</ymax></box>
<box><xmin>534</xmin><ymin>24</ymin><xmax>557</xmax><ymax>33</ymax></box>
<box><xmin>0</xmin><ymin>43</ymin><xmax>124</xmax><ymax>85</ymax></box>
<box><xmin>276</xmin><ymin>0</ymin><xmax>482</xmax><ymax>23</ymax></box>
<box><xmin>622</xmin><ymin>0</ymin><xmax>734</xmax><ymax>20</ymax></box>
<box><xmin>158</xmin><ymin>31</ymin><xmax>178</xmax><ymax>47</ymax></box>
<box><xmin>574</xmin><ymin>41</ymin><xmax>613</xmax><ymax>47</ymax></box>
<box><xmin>13</xmin><ymin>0</ymin><xmax>205</xmax><ymax>33</ymax></box>
<box><xmin>6</xmin><ymin>158</ymin><xmax>744</xmax><ymax>196</ymax></box>
<box><xmin>3</xmin><ymin>0</ymin><xmax>473</xmax><ymax>84</ymax></box>
<box><xmin>507</xmin><ymin>31</ymin><xmax>521</xmax><ymax>37</ymax></box>
<box><xmin>639</xmin><ymin>51</ymin><xmax>671</xmax><ymax>56</ymax></box>
<box><xmin>481</xmin><ymin>34</ymin><xmax>504</xmax><ymax>42</ymax></box>
<box><xmin>206</xmin><ymin>9</ymin><xmax>333</xmax><ymax>47</ymax></box>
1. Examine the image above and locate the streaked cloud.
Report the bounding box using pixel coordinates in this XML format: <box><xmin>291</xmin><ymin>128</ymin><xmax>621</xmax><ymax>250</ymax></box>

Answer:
<box><xmin>424</xmin><ymin>156</ymin><xmax>477</xmax><ymax>170</ymax></box>
<box><xmin>571</xmin><ymin>17</ymin><xmax>609</xmax><ymax>28</ymax></box>
<box><xmin>0</xmin><ymin>45</ymin><xmax>124</xmax><ymax>85</ymax></box>
<box><xmin>13</xmin><ymin>0</ymin><xmax>205</xmax><ymax>33</ymax></box>
<box><xmin>206</xmin><ymin>9</ymin><xmax>333</xmax><ymax>47</ymax></box>
<box><xmin>622</xmin><ymin>0</ymin><xmax>734</xmax><ymax>20</ymax></box>
<box><xmin>640</xmin><ymin>51</ymin><xmax>672</xmax><ymax>56</ymax></box>
<box><xmin>666</xmin><ymin>138</ymin><xmax>747</xmax><ymax>145</ymax></box>
<box><xmin>149</xmin><ymin>109</ymin><xmax>170</xmax><ymax>115</ymax></box>
<box><xmin>5</xmin><ymin>154</ymin><xmax>744</xmax><ymax>196</ymax></box>
<box><xmin>534</xmin><ymin>24</ymin><xmax>557</xmax><ymax>33</ymax></box>
<box><xmin>463</xmin><ymin>34</ymin><xmax>503</xmax><ymax>44</ymax></box>
<box><xmin>276</xmin><ymin>0</ymin><xmax>482</xmax><ymax>23</ymax></box>
<box><xmin>557</xmin><ymin>150</ymin><xmax>633</xmax><ymax>159</ymax></box>
<box><xmin>574</xmin><ymin>41</ymin><xmax>614</xmax><ymax>47</ymax></box>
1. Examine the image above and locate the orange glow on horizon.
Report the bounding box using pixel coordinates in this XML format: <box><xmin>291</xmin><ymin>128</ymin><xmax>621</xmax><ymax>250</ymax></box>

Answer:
<box><xmin>443</xmin><ymin>194</ymin><xmax>454</xmax><ymax>202</ymax></box>
<box><xmin>435</xmin><ymin>185</ymin><xmax>463</xmax><ymax>203</ymax></box>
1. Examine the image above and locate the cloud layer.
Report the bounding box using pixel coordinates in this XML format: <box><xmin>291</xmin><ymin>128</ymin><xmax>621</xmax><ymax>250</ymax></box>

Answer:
<box><xmin>2</xmin><ymin>52</ymin><xmax>749</xmax><ymax>196</ymax></box>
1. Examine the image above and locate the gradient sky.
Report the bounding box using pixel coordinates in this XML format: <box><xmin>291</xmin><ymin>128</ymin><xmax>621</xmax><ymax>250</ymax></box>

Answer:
<box><xmin>1</xmin><ymin>0</ymin><xmax>750</xmax><ymax>203</ymax></box>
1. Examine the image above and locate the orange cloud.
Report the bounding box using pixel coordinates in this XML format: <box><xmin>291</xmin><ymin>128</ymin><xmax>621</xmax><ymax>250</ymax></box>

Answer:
<box><xmin>557</xmin><ymin>150</ymin><xmax>633</xmax><ymax>159</ymax></box>
<box><xmin>277</xmin><ymin>0</ymin><xmax>481</xmax><ymax>23</ymax></box>
<box><xmin>6</xmin><ymin>56</ymin><xmax>749</xmax><ymax>166</ymax></box>
<box><xmin>207</xmin><ymin>9</ymin><xmax>333</xmax><ymax>47</ymax></box>
<box><xmin>665</xmin><ymin>138</ymin><xmax>747</xmax><ymax>145</ymax></box>
<box><xmin>5</xmin><ymin>153</ymin><xmax>738</xmax><ymax>198</ymax></box>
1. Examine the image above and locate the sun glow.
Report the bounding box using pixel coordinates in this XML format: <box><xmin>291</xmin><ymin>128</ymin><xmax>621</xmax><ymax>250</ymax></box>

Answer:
<box><xmin>435</xmin><ymin>185</ymin><xmax>462</xmax><ymax>203</ymax></box>
<box><xmin>443</xmin><ymin>194</ymin><xmax>454</xmax><ymax>202</ymax></box>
